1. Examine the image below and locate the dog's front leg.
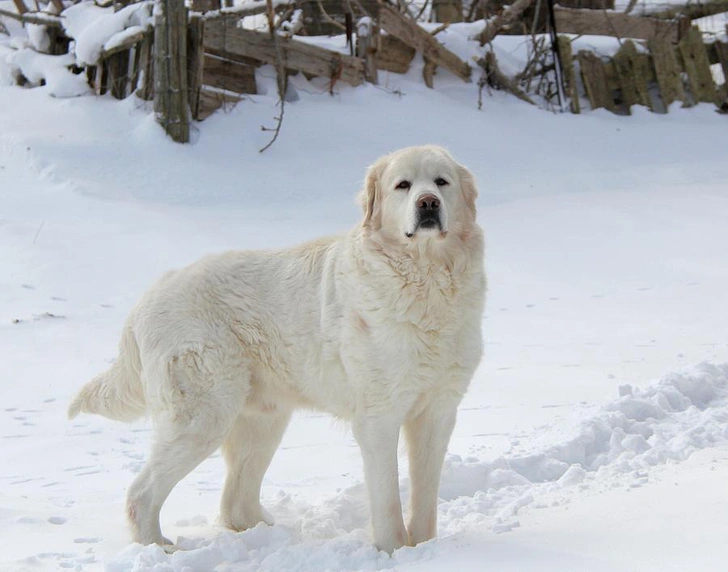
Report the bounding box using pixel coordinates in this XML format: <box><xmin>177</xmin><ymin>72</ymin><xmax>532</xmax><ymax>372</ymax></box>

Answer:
<box><xmin>353</xmin><ymin>415</ymin><xmax>408</xmax><ymax>553</ymax></box>
<box><xmin>403</xmin><ymin>397</ymin><xmax>458</xmax><ymax>545</ymax></box>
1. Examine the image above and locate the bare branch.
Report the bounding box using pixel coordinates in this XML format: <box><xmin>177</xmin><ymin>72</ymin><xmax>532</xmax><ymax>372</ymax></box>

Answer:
<box><xmin>415</xmin><ymin>0</ymin><xmax>431</xmax><ymax>21</ymax></box>
<box><xmin>259</xmin><ymin>0</ymin><xmax>287</xmax><ymax>153</ymax></box>
<box><xmin>430</xmin><ymin>23</ymin><xmax>450</xmax><ymax>36</ymax></box>
<box><xmin>315</xmin><ymin>0</ymin><xmax>347</xmax><ymax>31</ymax></box>
<box><xmin>623</xmin><ymin>0</ymin><xmax>638</xmax><ymax>15</ymax></box>
<box><xmin>478</xmin><ymin>51</ymin><xmax>536</xmax><ymax>105</ymax></box>
<box><xmin>477</xmin><ymin>0</ymin><xmax>533</xmax><ymax>46</ymax></box>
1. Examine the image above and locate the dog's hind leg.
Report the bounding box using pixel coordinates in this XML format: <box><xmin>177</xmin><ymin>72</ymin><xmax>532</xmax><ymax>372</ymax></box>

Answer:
<box><xmin>220</xmin><ymin>410</ymin><xmax>291</xmax><ymax>532</ymax></box>
<box><xmin>126</xmin><ymin>352</ymin><xmax>246</xmax><ymax>546</ymax></box>
<box><xmin>126</xmin><ymin>419</ymin><xmax>228</xmax><ymax>545</ymax></box>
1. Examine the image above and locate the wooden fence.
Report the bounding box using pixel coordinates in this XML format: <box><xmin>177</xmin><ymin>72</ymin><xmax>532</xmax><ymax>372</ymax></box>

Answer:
<box><xmin>555</xmin><ymin>7</ymin><xmax>728</xmax><ymax>114</ymax></box>
<box><xmin>2</xmin><ymin>0</ymin><xmax>726</xmax><ymax>137</ymax></box>
<box><xmin>185</xmin><ymin>1</ymin><xmax>472</xmax><ymax>120</ymax></box>
<box><xmin>0</xmin><ymin>0</ymin><xmax>153</xmax><ymax>99</ymax></box>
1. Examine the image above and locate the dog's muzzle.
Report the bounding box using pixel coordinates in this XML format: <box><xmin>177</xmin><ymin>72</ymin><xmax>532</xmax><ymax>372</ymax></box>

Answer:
<box><xmin>406</xmin><ymin>194</ymin><xmax>443</xmax><ymax>237</ymax></box>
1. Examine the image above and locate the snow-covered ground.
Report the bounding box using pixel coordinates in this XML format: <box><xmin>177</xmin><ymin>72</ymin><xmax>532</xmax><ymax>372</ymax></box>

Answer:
<box><xmin>2</xmin><ymin>19</ymin><xmax>728</xmax><ymax>571</ymax></box>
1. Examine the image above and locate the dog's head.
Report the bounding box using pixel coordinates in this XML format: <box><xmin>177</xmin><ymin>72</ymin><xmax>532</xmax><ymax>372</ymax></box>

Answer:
<box><xmin>359</xmin><ymin>146</ymin><xmax>478</xmax><ymax>243</ymax></box>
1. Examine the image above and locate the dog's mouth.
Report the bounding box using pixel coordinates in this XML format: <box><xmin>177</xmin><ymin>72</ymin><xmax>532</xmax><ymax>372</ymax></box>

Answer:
<box><xmin>405</xmin><ymin>213</ymin><xmax>444</xmax><ymax>238</ymax></box>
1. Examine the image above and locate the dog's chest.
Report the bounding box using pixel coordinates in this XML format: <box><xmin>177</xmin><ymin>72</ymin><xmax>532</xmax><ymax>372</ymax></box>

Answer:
<box><xmin>364</xmin><ymin>275</ymin><xmax>469</xmax><ymax>374</ymax></box>
<box><xmin>382</xmin><ymin>260</ymin><xmax>463</xmax><ymax>330</ymax></box>
<box><xmin>343</xmin><ymin>244</ymin><xmax>483</xmax><ymax>390</ymax></box>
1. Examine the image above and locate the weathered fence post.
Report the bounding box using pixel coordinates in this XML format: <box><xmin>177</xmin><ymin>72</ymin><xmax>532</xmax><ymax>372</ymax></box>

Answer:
<box><xmin>557</xmin><ymin>35</ymin><xmax>580</xmax><ymax>114</ymax></box>
<box><xmin>356</xmin><ymin>17</ymin><xmax>378</xmax><ymax>85</ymax></box>
<box><xmin>154</xmin><ymin>0</ymin><xmax>190</xmax><ymax>143</ymax></box>
<box><xmin>678</xmin><ymin>27</ymin><xmax>718</xmax><ymax>105</ymax></box>
<box><xmin>188</xmin><ymin>15</ymin><xmax>205</xmax><ymax>121</ymax></box>
<box><xmin>648</xmin><ymin>36</ymin><xmax>686</xmax><ymax>109</ymax></box>
<box><xmin>715</xmin><ymin>30</ymin><xmax>728</xmax><ymax>81</ymax></box>
<box><xmin>613</xmin><ymin>39</ymin><xmax>652</xmax><ymax>112</ymax></box>
<box><xmin>136</xmin><ymin>31</ymin><xmax>155</xmax><ymax>100</ymax></box>
<box><xmin>578</xmin><ymin>50</ymin><xmax>616</xmax><ymax>112</ymax></box>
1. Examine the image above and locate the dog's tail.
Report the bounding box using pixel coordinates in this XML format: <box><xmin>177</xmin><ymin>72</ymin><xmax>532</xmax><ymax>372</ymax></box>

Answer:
<box><xmin>68</xmin><ymin>322</ymin><xmax>147</xmax><ymax>422</ymax></box>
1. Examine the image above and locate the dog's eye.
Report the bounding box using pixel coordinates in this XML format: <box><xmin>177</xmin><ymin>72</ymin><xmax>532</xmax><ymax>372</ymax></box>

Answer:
<box><xmin>434</xmin><ymin>177</ymin><xmax>449</xmax><ymax>187</ymax></box>
<box><xmin>395</xmin><ymin>180</ymin><xmax>411</xmax><ymax>190</ymax></box>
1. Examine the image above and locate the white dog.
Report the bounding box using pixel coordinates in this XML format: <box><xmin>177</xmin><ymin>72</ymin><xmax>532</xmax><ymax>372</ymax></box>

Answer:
<box><xmin>68</xmin><ymin>145</ymin><xmax>486</xmax><ymax>553</ymax></box>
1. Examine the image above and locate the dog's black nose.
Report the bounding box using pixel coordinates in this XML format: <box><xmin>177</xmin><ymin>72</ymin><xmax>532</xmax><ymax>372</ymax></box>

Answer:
<box><xmin>417</xmin><ymin>194</ymin><xmax>440</xmax><ymax>211</ymax></box>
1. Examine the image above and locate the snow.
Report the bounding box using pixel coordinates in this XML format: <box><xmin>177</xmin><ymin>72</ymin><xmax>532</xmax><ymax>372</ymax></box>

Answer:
<box><xmin>0</xmin><ymin>1</ymin><xmax>152</xmax><ymax>94</ymax></box>
<box><xmin>26</xmin><ymin>23</ymin><xmax>51</xmax><ymax>54</ymax></box>
<box><xmin>103</xmin><ymin>25</ymin><xmax>149</xmax><ymax>53</ymax></box>
<box><xmin>62</xmin><ymin>2</ymin><xmax>152</xmax><ymax>66</ymax></box>
<box><xmin>6</xmin><ymin>49</ymin><xmax>89</xmax><ymax>96</ymax></box>
<box><xmin>2</xmin><ymin>9</ymin><xmax>728</xmax><ymax>572</ymax></box>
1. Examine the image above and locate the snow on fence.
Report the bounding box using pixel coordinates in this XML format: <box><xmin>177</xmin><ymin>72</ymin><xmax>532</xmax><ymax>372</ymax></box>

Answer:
<box><xmin>0</xmin><ymin>0</ymin><xmax>474</xmax><ymax>136</ymax></box>
<box><xmin>1</xmin><ymin>0</ymin><xmax>726</xmax><ymax>143</ymax></box>
<box><xmin>554</xmin><ymin>6</ymin><xmax>728</xmax><ymax>114</ymax></box>
<box><xmin>0</xmin><ymin>0</ymin><xmax>153</xmax><ymax>98</ymax></box>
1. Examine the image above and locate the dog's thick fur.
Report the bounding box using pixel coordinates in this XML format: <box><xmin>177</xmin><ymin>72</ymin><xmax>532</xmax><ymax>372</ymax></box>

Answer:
<box><xmin>68</xmin><ymin>145</ymin><xmax>486</xmax><ymax>553</ymax></box>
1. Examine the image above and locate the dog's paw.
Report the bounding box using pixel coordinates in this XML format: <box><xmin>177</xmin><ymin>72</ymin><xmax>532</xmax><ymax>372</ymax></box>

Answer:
<box><xmin>375</xmin><ymin>527</ymin><xmax>408</xmax><ymax>555</ymax></box>
<box><xmin>222</xmin><ymin>503</ymin><xmax>273</xmax><ymax>531</ymax></box>
<box><xmin>162</xmin><ymin>541</ymin><xmax>178</xmax><ymax>554</ymax></box>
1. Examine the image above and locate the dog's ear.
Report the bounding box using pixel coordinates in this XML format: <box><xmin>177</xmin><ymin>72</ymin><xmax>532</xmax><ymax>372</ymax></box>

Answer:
<box><xmin>458</xmin><ymin>164</ymin><xmax>478</xmax><ymax>220</ymax></box>
<box><xmin>359</xmin><ymin>155</ymin><xmax>388</xmax><ymax>231</ymax></box>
